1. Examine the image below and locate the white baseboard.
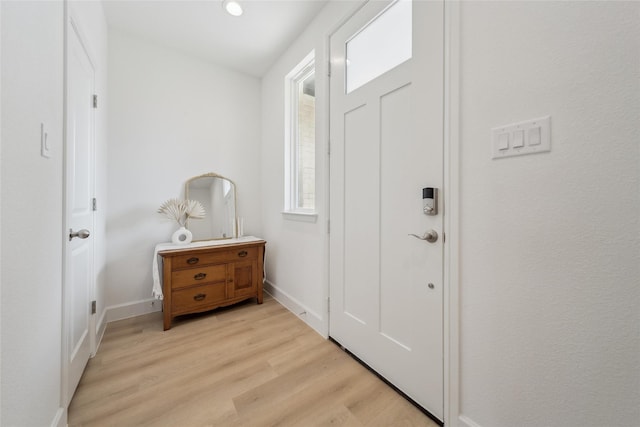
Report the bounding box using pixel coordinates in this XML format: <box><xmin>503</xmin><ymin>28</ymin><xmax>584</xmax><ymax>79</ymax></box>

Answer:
<box><xmin>105</xmin><ymin>298</ymin><xmax>162</xmax><ymax>324</ymax></box>
<box><xmin>459</xmin><ymin>415</ymin><xmax>484</xmax><ymax>427</ymax></box>
<box><xmin>94</xmin><ymin>308</ymin><xmax>108</xmax><ymax>354</ymax></box>
<box><xmin>264</xmin><ymin>280</ymin><xmax>327</xmax><ymax>337</ymax></box>
<box><xmin>50</xmin><ymin>407</ymin><xmax>66</xmax><ymax>427</ymax></box>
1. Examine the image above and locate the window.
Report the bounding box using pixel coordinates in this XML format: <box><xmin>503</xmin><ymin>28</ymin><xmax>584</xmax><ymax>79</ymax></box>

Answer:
<box><xmin>284</xmin><ymin>51</ymin><xmax>316</xmax><ymax>219</ymax></box>
<box><xmin>346</xmin><ymin>0</ymin><xmax>412</xmax><ymax>93</ymax></box>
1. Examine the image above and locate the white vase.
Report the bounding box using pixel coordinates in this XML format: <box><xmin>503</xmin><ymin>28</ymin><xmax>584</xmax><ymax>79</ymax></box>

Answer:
<box><xmin>171</xmin><ymin>226</ymin><xmax>192</xmax><ymax>245</ymax></box>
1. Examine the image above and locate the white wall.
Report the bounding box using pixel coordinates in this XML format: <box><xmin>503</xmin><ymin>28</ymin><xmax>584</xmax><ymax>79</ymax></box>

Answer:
<box><xmin>458</xmin><ymin>2</ymin><xmax>640</xmax><ymax>427</ymax></box>
<box><xmin>1</xmin><ymin>1</ymin><xmax>108</xmax><ymax>424</ymax></box>
<box><xmin>1</xmin><ymin>2</ymin><xmax>64</xmax><ymax>425</ymax></box>
<box><xmin>260</xmin><ymin>1</ymin><xmax>357</xmax><ymax>336</ymax></box>
<box><xmin>106</xmin><ymin>31</ymin><xmax>262</xmax><ymax>314</ymax></box>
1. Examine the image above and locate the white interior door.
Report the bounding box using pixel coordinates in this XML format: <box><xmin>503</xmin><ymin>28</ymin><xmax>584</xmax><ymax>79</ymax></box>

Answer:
<box><xmin>329</xmin><ymin>0</ymin><xmax>444</xmax><ymax>420</ymax></box>
<box><xmin>64</xmin><ymin>19</ymin><xmax>95</xmax><ymax>404</ymax></box>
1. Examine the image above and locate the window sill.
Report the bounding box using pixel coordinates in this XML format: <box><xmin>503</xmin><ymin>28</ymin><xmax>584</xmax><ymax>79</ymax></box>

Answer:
<box><xmin>282</xmin><ymin>211</ymin><xmax>318</xmax><ymax>223</ymax></box>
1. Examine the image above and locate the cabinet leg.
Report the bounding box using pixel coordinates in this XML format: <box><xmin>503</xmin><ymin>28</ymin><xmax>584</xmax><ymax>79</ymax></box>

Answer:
<box><xmin>163</xmin><ymin>312</ymin><xmax>172</xmax><ymax>331</ymax></box>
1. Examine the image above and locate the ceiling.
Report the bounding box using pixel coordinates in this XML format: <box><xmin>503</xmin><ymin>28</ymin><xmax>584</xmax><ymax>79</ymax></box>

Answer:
<box><xmin>102</xmin><ymin>0</ymin><xmax>329</xmax><ymax>77</ymax></box>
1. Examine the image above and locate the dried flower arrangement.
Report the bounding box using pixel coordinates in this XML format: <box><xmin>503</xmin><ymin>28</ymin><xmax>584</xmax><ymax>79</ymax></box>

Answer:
<box><xmin>157</xmin><ymin>198</ymin><xmax>206</xmax><ymax>227</ymax></box>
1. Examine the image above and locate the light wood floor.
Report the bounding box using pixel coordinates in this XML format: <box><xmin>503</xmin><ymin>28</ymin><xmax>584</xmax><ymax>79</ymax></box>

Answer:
<box><xmin>68</xmin><ymin>295</ymin><xmax>439</xmax><ymax>427</ymax></box>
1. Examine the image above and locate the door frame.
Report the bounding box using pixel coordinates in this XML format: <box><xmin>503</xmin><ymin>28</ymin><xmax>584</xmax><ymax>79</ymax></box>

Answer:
<box><xmin>323</xmin><ymin>1</ymin><xmax>461</xmax><ymax>425</ymax></box>
<box><xmin>442</xmin><ymin>1</ymin><xmax>461</xmax><ymax>425</ymax></box>
<box><xmin>60</xmin><ymin>2</ymin><xmax>98</xmax><ymax>409</ymax></box>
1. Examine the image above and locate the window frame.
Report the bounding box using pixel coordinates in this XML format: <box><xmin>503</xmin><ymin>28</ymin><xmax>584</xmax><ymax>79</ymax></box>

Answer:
<box><xmin>283</xmin><ymin>50</ymin><xmax>317</xmax><ymax>221</ymax></box>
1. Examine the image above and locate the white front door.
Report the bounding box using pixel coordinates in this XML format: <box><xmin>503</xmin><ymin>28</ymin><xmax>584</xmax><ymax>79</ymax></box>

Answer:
<box><xmin>64</xmin><ymin>19</ymin><xmax>96</xmax><ymax>404</ymax></box>
<box><xmin>329</xmin><ymin>0</ymin><xmax>444</xmax><ymax>420</ymax></box>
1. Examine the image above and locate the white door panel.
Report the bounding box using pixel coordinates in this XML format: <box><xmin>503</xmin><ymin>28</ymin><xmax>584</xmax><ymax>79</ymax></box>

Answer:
<box><xmin>330</xmin><ymin>0</ymin><xmax>444</xmax><ymax>420</ymax></box>
<box><xmin>343</xmin><ymin>102</ymin><xmax>378</xmax><ymax>326</ymax></box>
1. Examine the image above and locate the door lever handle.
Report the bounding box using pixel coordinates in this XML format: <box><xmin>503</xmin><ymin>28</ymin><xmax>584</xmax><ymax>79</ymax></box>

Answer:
<box><xmin>408</xmin><ymin>230</ymin><xmax>438</xmax><ymax>243</ymax></box>
<box><xmin>69</xmin><ymin>228</ymin><xmax>91</xmax><ymax>241</ymax></box>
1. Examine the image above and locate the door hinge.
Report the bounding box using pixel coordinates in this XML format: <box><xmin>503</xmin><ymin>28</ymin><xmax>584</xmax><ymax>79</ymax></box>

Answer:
<box><xmin>93</xmin><ymin>94</ymin><xmax>98</xmax><ymax>109</ymax></box>
<box><xmin>327</xmin><ymin>139</ymin><xmax>331</xmax><ymax>156</ymax></box>
<box><xmin>328</xmin><ymin>61</ymin><xmax>331</xmax><ymax>77</ymax></box>
<box><xmin>327</xmin><ymin>297</ymin><xmax>330</xmax><ymax>313</ymax></box>
<box><xmin>327</xmin><ymin>220</ymin><xmax>330</xmax><ymax>234</ymax></box>
<box><xmin>91</xmin><ymin>300</ymin><xmax>96</xmax><ymax>315</ymax></box>
<box><xmin>92</xmin><ymin>197</ymin><xmax>97</xmax><ymax>211</ymax></box>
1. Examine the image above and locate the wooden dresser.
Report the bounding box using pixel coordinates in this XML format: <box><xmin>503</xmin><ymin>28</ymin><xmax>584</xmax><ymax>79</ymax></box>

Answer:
<box><xmin>158</xmin><ymin>239</ymin><xmax>265</xmax><ymax>330</ymax></box>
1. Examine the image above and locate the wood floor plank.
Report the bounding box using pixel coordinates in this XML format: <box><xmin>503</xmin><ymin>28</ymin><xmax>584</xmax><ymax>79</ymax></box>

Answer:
<box><xmin>68</xmin><ymin>296</ymin><xmax>438</xmax><ymax>427</ymax></box>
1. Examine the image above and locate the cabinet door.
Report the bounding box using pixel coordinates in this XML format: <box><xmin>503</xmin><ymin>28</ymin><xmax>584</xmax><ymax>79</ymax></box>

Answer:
<box><xmin>229</xmin><ymin>259</ymin><xmax>257</xmax><ymax>299</ymax></box>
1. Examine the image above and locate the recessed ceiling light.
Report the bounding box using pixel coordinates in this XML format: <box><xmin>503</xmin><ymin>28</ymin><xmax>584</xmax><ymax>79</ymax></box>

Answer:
<box><xmin>222</xmin><ymin>0</ymin><xmax>243</xmax><ymax>17</ymax></box>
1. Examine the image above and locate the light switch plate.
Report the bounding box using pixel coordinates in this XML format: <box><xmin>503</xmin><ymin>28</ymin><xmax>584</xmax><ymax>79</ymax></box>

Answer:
<box><xmin>491</xmin><ymin>116</ymin><xmax>551</xmax><ymax>159</ymax></box>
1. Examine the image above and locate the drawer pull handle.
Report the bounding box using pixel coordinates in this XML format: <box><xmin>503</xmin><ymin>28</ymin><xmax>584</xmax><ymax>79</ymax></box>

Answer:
<box><xmin>194</xmin><ymin>273</ymin><xmax>207</xmax><ymax>280</ymax></box>
<box><xmin>187</xmin><ymin>257</ymin><xmax>199</xmax><ymax>265</ymax></box>
<box><xmin>238</xmin><ymin>250</ymin><xmax>248</xmax><ymax>257</ymax></box>
<box><xmin>193</xmin><ymin>293</ymin><xmax>206</xmax><ymax>301</ymax></box>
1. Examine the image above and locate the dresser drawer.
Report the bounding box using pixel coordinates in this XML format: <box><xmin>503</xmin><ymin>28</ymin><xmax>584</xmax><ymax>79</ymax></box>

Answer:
<box><xmin>172</xmin><ymin>282</ymin><xmax>227</xmax><ymax>314</ymax></box>
<box><xmin>172</xmin><ymin>247</ymin><xmax>258</xmax><ymax>268</ymax></box>
<box><xmin>171</xmin><ymin>264</ymin><xmax>226</xmax><ymax>290</ymax></box>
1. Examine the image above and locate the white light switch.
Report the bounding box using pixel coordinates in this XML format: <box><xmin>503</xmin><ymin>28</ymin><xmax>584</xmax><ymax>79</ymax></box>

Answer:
<box><xmin>528</xmin><ymin>126</ymin><xmax>541</xmax><ymax>146</ymax></box>
<box><xmin>513</xmin><ymin>130</ymin><xmax>525</xmax><ymax>148</ymax></box>
<box><xmin>41</xmin><ymin>123</ymin><xmax>52</xmax><ymax>159</ymax></box>
<box><xmin>491</xmin><ymin>116</ymin><xmax>551</xmax><ymax>159</ymax></box>
<box><xmin>498</xmin><ymin>133</ymin><xmax>510</xmax><ymax>150</ymax></box>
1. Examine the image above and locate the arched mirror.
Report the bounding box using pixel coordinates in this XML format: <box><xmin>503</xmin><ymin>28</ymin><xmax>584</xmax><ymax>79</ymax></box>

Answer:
<box><xmin>185</xmin><ymin>173</ymin><xmax>237</xmax><ymax>241</ymax></box>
